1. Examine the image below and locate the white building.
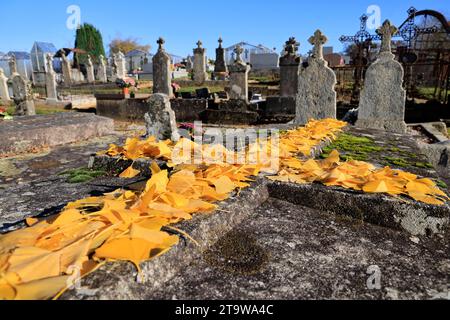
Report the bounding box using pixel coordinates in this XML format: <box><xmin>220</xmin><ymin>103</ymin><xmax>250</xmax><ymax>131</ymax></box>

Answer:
<box><xmin>225</xmin><ymin>42</ymin><xmax>279</xmax><ymax>70</ymax></box>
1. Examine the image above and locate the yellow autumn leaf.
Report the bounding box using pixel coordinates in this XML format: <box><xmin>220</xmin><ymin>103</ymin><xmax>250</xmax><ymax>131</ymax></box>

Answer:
<box><xmin>94</xmin><ymin>238</ymin><xmax>155</xmax><ymax>270</ymax></box>
<box><xmin>213</xmin><ymin>176</ymin><xmax>236</xmax><ymax>195</ymax></box>
<box><xmin>119</xmin><ymin>165</ymin><xmax>141</xmax><ymax>178</ymax></box>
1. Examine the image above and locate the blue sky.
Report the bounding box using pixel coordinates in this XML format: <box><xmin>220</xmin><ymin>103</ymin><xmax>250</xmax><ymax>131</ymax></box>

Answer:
<box><xmin>0</xmin><ymin>0</ymin><xmax>448</xmax><ymax>56</ymax></box>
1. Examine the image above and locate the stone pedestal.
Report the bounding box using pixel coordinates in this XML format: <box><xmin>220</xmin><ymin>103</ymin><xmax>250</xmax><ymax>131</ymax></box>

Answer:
<box><xmin>153</xmin><ymin>38</ymin><xmax>173</xmax><ymax>97</ymax></box>
<box><xmin>280</xmin><ymin>37</ymin><xmax>301</xmax><ymax>97</ymax></box>
<box><xmin>0</xmin><ymin>68</ymin><xmax>11</xmax><ymax>102</ymax></box>
<box><xmin>356</xmin><ymin>20</ymin><xmax>407</xmax><ymax>134</ymax></box>
<box><xmin>145</xmin><ymin>93</ymin><xmax>180</xmax><ymax>142</ymax></box>
<box><xmin>228</xmin><ymin>45</ymin><xmax>251</xmax><ymax>102</ymax></box>
<box><xmin>193</xmin><ymin>41</ymin><xmax>208</xmax><ymax>85</ymax></box>
<box><xmin>295</xmin><ymin>30</ymin><xmax>336</xmax><ymax>125</ymax></box>
<box><xmin>45</xmin><ymin>54</ymin><xmax>58</xmax><ymax>103</ymax></box>
<box><xmin>214</xmin><ymin>37</ymin><xmax>228</xmax><ymax>80</ymax></box>
<box><xmin>97</xmin><ymin>55</ymin><xmax>108</xmax><ymax>83</ymax></box>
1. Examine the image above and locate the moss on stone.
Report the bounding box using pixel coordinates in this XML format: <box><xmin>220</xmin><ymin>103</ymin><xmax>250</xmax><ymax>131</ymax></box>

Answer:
<box><xmin>60</xmin><ymin>168</ymin><xmax>107</xmax><ymax>184</ymax></box>
<box><xmin>436</xmin><ymin>180</ymin><xmax>448</xmax><ymax>189</ymax></box>
<box><xmin>321</xmin><ymin>133</ymin><xmax>383</xmax><ymax>161</ymax></box>
<box><xmin>413</xmin><ymin>162</ymin><xmax>434</xmax><ymax>169</ymax></box>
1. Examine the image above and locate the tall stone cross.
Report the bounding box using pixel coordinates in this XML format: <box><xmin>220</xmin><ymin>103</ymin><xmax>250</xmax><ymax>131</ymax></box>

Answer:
<box><xmin>218</xmin><ymin>37</ymin><xmax>223</xmax><ymax>48</ymax></box>
<box><xmin>308</xmin><ymin>30</ymin><xmax>327</xmax><ymax>60</ymax></box>
<box><xmin>157</xmin><ymin>37</ymin><xmax>165</xmax><ymax>51</ymax></box>
<box><xmin>9</xmin><ymin>55</ymin><xmax>18</xmax><ymax>75</ymax></box>
<box><xmin>197</xmin><ymin>40</ymin><xmax>203</xmax><ymax>49</ymax></box>
<box><xmin>377</xmin><ymin>20</ymin><xmax>398</xmax><ymax>54</ymax></box>
<box><xmin>285</xmin><ymin>37</ymin><xmax>300</xmax><ymax>56</ymax></box>
<box><xmin>234</xmin><ymin>45</ymin><xmax>244</xmax><ymax>63</ymax></box>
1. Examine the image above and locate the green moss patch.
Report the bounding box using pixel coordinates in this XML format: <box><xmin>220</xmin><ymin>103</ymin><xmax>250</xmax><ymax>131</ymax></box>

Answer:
<box><xmin>60</xmin><ymin>168</ymin><xmax>107</xmax><ymax>184</ymax></box>
<box><xmin>320</xmin><ymin>133</ymin><xmax>435</xmax><ymax>171</ymax></box>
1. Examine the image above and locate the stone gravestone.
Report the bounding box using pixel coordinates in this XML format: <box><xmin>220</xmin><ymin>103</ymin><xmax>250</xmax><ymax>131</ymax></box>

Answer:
<box><xmin>280</xmin><ymin>37</ymin><xmax>301</xmax><ymax>97</ymax></box>
<box><xmin>152</xmin><ymin>37</ymin><xmax>173</xmax><ymax>97</ymax></box>
<box><xmin>0</xmin><ymin>68</ymin><xmax>11</xmax><ymax>102</ymax></box>
<box><xmin>9</xmin><ymin>55</ymin><xmax>18</xmax><ymax>75</ymax></box>
<box><xmin>97</xmin><ymin>55</ymin><xmax>108</xmax><ymax>83</ymax></box>
<box><xmin>45</xmin><ymin>54</ymin><xmax>58</xmax><ymax>103</ymax></box>
<box><xmin>86</xmin><ymin>55</ymin><xmax>95</xmax><ymax>83</ymax></box>
<box><xmin>114</xmin><ymin>52</ymin><xmax>127</xmax><ymax>80</ymax></box>
<box><xmin>228</xmin><ymin>45</ymin><xmax>251</xmax><ymax>102</ymax></box>
<box><xmin>193</xmin><ymin>41</ymin><xmax>208</xmax><ymax>85</ymax></box>
<box><xmin>61</xmin><ymin>53</ymin><xmax>72</xmax><ymax>86</ymax></box>
<box><xmin>186</xmin><ymin>56</ymin><xmax>193</xmax><ymax>72</ymax></box>
<box><xmin>11</xmin><ymin>74</ymin><xmax>35</xmax><ymax>116</ymax></box>
<box><xmin>356</xmin><ymin>20</ymin><xmax>407</xmax><ymax>133</ymax></box>
<box><xmin>295</xmin><ymin>30</ymin><xmax>336</xmax><ymax>125</ymax></box>
<box><xmin>214</xmin><ymin>37</ymin><xmax>228</xmax><ymax>80</ymax></box>
<box><xmin>144</xmin><ymin>93</ymin><xmax>180</xmax><ymax>142</ymax></box>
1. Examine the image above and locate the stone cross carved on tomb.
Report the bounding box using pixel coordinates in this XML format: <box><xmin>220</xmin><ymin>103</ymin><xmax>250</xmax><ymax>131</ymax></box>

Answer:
<box><xmin>194</xmin><ymin>40</ymin><xmax>205</xmax><ymax>54</ymax></box>
<box><xmin>234</xmin><ymin>45</ymin><xmax>244</xmax><ymax>64</ymax></box>
<box><xmin>377</xmin><ymin>20</ymin><xmax>398</xmax><ymax>55</ymax></box>
<box><xmin>157</xmin><ymin>37</ymin><xmax>166</xmax><ymax>51</ymax></box>
<box><xmin>308</xmin><ymin>30</ymin><xmax>327</xmax><ymax>60</ymax></box>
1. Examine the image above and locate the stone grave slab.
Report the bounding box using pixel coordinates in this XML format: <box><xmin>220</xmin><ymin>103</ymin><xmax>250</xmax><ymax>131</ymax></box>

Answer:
<box><xmin>0</xmin><ymin>112</ymin><xmax>114</xmax><ymax>156</ymax></box>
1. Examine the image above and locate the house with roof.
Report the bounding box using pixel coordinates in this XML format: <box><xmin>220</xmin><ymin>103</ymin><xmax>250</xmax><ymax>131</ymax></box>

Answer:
<box><xmin>125</xmin><ymin>49</ymin><xmax>152</xmax><ymax>73</ymax></box>
<box><xmin>225</xmin><ymin>42</ymin><xmax>279</xmax><ymax>70</ymax></box>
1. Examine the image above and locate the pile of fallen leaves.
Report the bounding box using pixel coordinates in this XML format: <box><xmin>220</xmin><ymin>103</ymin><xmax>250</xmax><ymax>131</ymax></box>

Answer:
<box><xmin>0</xmin><ymin>162</ymin><xmax>261</xmax><ymax>300</ymax></box>
<box><xmin>0</xmin><ymin>118</ymin><xmax>447</xmax><ymax>300</ymax></box>
<box><xmin>270</xmin><ymin>149</ymin><xmax>449</xmax><ymax>205</ymax></box>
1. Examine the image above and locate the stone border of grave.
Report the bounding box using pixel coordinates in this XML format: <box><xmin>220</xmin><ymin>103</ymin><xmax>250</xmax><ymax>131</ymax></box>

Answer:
<box><xmin>0</xmin><ymin>113</ymin><xmax>115</xmax><ymax>156</ymax></box>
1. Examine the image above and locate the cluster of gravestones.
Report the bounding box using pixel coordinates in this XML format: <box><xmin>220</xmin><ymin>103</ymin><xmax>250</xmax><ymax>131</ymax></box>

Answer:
<box><xmin>149</xmin><ymin>19</ymin><xmax>407</xmax><ymax>141</ymax></box>
<box><xmin>0</xmin><ymin>56</ymin><xmax>35</xmax><ymax>116</ymax></box>
<box><xmin>0</xmin><ymin>50</ymin><xmax>131</xmax><ymax>115</ymax></box>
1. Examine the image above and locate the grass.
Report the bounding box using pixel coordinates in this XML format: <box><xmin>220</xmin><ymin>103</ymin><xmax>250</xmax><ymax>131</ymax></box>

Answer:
<box><xmin>416</xmin><ymin>86</ymin><xmax>449</xmax><ymax>101</ymax></box>
<box><xmin>59</xmin><ymin>168</ymin><xmax>107</xmax><ymax>184</ymax></box>
<box><xmin>178</xmin><ymin>85</ymin><xmax>224</xmax><ymax>94</ymax></box>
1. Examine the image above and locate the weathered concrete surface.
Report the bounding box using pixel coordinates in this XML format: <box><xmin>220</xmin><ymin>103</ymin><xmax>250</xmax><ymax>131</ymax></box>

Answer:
<box><xmin>62</xmin><ymin>179</ymin><xmax>270</xmax><ymax>300</ymax></box>
<box><xmin>268</xmin><ymin>182</ymin><xmax>449</xmax><ymax>238</ymax></box>
<box><xmin>146</xmin><ymin>199</ymin><xmax>449</xmax><ymax>300</ymax></box>
<box><xmin>0</xmin><ymin>113</ymin><xmax>115</xmax><ymax>156</ymax></box>
<box><xmin>0</xmin><ymin>135</ymin><xmax>124</xmax><ymax>229</ymax></box>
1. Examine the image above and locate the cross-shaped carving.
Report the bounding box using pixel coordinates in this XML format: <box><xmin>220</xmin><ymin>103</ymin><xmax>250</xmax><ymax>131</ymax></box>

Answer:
<box><xmin>308</xmin><ymin>30</ymin><xmax>327</xmax><ymax>59</ymax></box>
<box><xmin>285</xmin><ymin>37</ymin><xmax>300</xmax><ymax>55</ymax></box>
<box><xmin>377</xmin><ymin>20</ymin><xmax>397</xmax><ymax>53</ymax></box>
<box><xmin>218</xmin><ymin>37</ymin><xmax>223</xmax><ymax>48</ymax></box>
<box><xmin>157</xmin><ymin>37</ymin><xmax>165</xmax><ymax>50</ymax></box>
<box><xmin>234</xmin><ymin>45</ymin><xmax>244</xmax><ymax>62</ymax></box>
<box><xmin>197</xmin><ymin>40</ymin><xmax>203</xmax><ymax>48</ymax></box>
